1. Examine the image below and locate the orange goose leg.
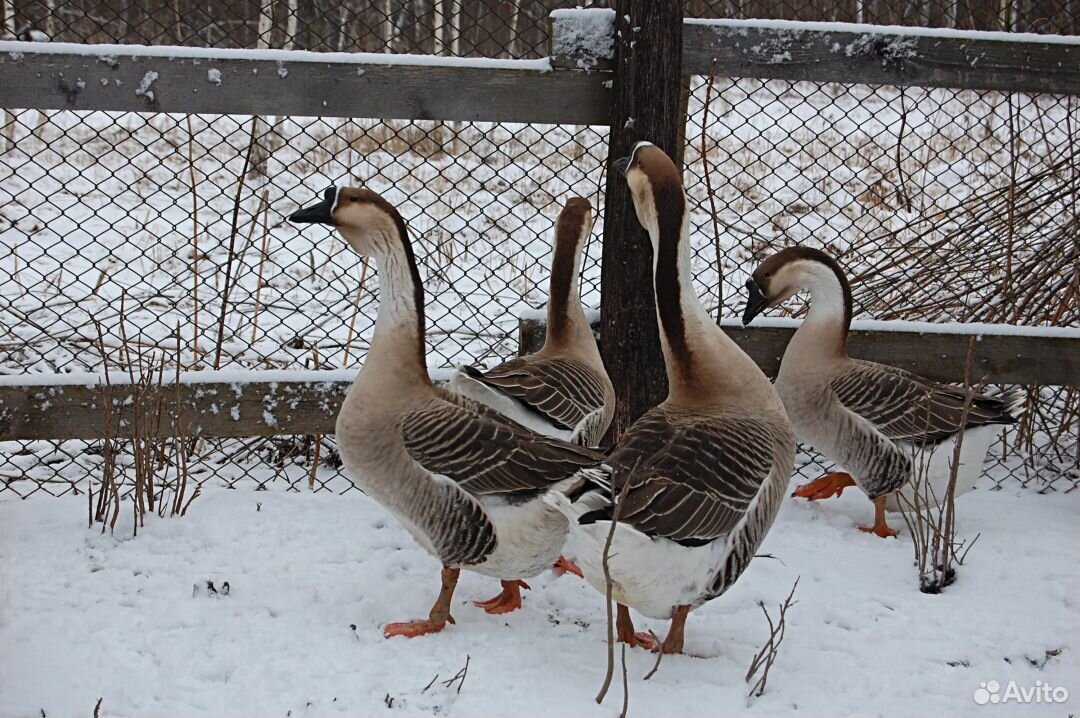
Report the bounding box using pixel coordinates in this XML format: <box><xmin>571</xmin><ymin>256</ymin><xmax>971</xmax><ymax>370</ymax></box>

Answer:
<box><xmin>616</xmin><ymin>604</ymin><xmax>658</xmax><ymax>650</ymax></box>
<box><xmin>658</xmin><ymin>605</ymin><xmax>691</xmax><ymax>654</ymax></box>
<box><xmin>473</xmin><ymin>579</ymin><xmax>530</xmax><ymax>614</ymax></box>
<box><xmin>858</xmin><ymin>496</ymin><xmax>899</xmax><ymax>538</ymax></box>
<box><xmin>792</xmin><ymin>471</ymin><xmax>856</xmax><ymax>500</ymax></box>
<box><xmin>384</xmin><ymin>567</ymin><xmax>460</xmax><ymax>638</ymax></box>
<box><xmin>552</xmin><ymin>555</ymin><xmax>584</xmax><ymax>578</ymax></box>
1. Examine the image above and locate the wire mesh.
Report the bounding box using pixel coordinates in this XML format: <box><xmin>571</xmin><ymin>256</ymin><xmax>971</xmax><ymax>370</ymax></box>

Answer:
<box><xmin>1</xmin><ymin>0</ymin><xmax>1076</xmax><ymax>502</ymax></box>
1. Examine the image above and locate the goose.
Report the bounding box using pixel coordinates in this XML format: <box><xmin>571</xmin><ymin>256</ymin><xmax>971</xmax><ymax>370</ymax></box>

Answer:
<box><xmin>290</xmin><ymin>187</ymin><xmax>603</xmax><ymax>637</ymax></box>
<box><xmin>546</xmin><ymin>142</ymin><xmax>795</xmax><ymax>654</ymax></box>
<box><xmin>741</xmin><ymin>246</ymin><xmax>1022</xmax><ymax>537</ymax></box>
<box><xmin>449</xmin><ymin>197</ymin><xmax>614</xmax><ymax>449</ymax></box>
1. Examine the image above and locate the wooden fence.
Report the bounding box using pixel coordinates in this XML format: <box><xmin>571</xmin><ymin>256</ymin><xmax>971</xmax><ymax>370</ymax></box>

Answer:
<box><xmin>1</xmin><ymin>9</ymin><xmax>1078</xmax><ymax>443</ymax></box>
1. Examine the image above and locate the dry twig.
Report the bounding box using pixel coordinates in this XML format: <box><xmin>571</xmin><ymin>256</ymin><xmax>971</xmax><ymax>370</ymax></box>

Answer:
<box><xmin>745</xmin><ymin>577</ymin><xmax>799</xmax><ymax>699</ymax></box>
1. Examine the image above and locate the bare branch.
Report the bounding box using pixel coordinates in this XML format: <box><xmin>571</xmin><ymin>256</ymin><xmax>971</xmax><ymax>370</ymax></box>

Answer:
<box><xmin>746</xmin><ymin>577</ymin><xmax>799</xmax><ymax>699</ymax></box>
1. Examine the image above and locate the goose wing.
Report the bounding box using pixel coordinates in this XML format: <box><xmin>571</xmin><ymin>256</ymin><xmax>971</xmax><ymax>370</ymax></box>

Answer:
<box><xmin>574</xmin><ymin>408</ymin><xmax>778</xmax><ymax>546</ymax></box>
<box><xmin>459</xmin><ymin>356</ymin><xmax>607</xmax><ymax>432</ymax></box>
<box><xmin>831</xmin><ymin>360</ymin><xmax>1019</xmax><ymax>446</ymax></box>
<box><xmin>402</xmin><ymin>389</ymin><xmax>604</xmax><ymax>499</ymax></box>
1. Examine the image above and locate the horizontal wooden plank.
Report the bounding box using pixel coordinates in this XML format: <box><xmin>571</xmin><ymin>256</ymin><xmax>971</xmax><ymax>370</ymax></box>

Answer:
<box><xmin>0</xmin><ymin>375</ymin><xmax>351</xmax><ymax>441</ymax></box>
<box><xmin>0</xmin><ymin>41</ymin><xmax>611</xmax><ymax>124</ymax></box>
<box><xmin>519</xmin><ymin>318</ymin><xmax>1080</xmax><ymax>386</ymax></box>
<box><xmin>682</xmin><ymin>20</ymin><xmax>1080</xmax><ymax>93</ymax></box>
<box><xmin>1</xmin><ymin>317</ymin><xmax>1075</xmax><ymax>441</ymax></box>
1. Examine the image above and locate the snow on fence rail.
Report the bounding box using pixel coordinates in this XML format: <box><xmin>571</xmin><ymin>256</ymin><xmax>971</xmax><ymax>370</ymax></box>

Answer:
<box><xmin>4</xmin><ymin>13</ymin><xmax>1080</xmax><ymax>122</ymax></box>
<box><xmin>2</xmin><ymin>323</ymin><xmax>1076</xmax><ymax>442</ymax></box>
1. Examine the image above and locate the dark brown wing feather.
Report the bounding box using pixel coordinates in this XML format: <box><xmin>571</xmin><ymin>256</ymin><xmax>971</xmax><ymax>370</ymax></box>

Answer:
<box><xmin>579</xmin><ymin>407</ymin><xmax>777</xmax><ymax>546</ymax></box>
<box><xmin>401</xmin><ymin>388</ymin><xmax>604</xmax><ymax>499</ymax></box>
<box><xmin>463</xmin><ymin>356</ymin><xmax>606</xmax><ymax>431</ymax></box>
<box><xmin>832</xmin><ymin>360</ymin><xmax>1019</xmax><ymax>446</ymax></box>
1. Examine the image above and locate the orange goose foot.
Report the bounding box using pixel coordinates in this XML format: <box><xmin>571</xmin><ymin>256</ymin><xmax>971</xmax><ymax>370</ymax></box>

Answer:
<box><xmin>473</xmin><ymin>579</ymin><xmax>529</xmax><ymax>615</ymax></box>
<box><xmin>616</xmin><ymin>604</ymin><xmax>659</xmax><ymax>650</ymax></box>
<box><xmin>552</xmin><ymin>555</ymin><xmax>584</xmax><ymax>578</ymax></box>
<box><xmin>383</xmin><ymin>617</ymin><xmax>454</xmax><ymax>638</ymax></box>
<box><xmin>792</xmin><ymin>471</ymin><xmax>856</xmax><ymax>500</ymax></box>
<box><xmin>655</xmin><ymin>605</ymin><xmax>691</xmax><ymax>655</ymax></box>
<box><xmin>384</xmin><ymin>567</ymin><xmax>460</xmax><ymax>639</ymax></box>
<box><xmin>858</xmin><ymin>496</ymin><xmax>899</xmax><ymax>538</ymax></box>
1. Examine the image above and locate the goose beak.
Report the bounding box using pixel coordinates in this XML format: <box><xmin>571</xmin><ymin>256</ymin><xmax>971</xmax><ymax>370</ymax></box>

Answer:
<box><xmin>742</xmin><ymin>279</ymin><xmax>768</xmax><ymax>325</ymax></box>
<box><xmin>612</xmin><ymin>155</ymin><xmax>632</xmax><ymax>176</ymax></box>
<box><xmin>289</xmin><ymin>187</ymin><xmax>337</xmax><ymax>225</ymax></box>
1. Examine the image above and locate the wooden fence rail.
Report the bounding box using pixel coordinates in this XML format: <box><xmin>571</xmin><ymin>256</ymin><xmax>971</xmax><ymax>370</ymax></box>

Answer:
<box><xmin>1</xmin><ymin>323</ymin><xmax>1076</xmax><ymax>441</ymax></box>
<box><xmin>4</xmin><ymin>16</ymin><xmax>1080</xmax><ymax>121</ymax></box>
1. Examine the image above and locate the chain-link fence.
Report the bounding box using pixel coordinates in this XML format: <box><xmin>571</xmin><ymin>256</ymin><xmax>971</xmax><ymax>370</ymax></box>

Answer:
<box><xmin>1</xmin><ymin>1</ymin><xmax>1077</xmax><ymax>502</ymax></box>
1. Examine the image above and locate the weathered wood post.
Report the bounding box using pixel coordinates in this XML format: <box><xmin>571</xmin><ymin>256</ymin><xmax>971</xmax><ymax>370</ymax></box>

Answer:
<box><xmin>600</xmin><ymin>0</ymin><xmax>684</xmax><ymax>445</ymax></box>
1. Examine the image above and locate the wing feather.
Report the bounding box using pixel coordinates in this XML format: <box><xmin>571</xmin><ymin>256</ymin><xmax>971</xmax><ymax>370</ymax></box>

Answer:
<box><xmin>832</xmin><ymin>360</ymin><xmax>1019</xmax><ymax>446</ymax></box>
<box><xmin>463</xmin><ymin>356</ymin><xmax>608</xmax><ymax>432</ymax></box>
<box><xmin>575</xmin><ymin>407</ymin><xmax>780</xmax><ymax>546</ymax></box>
<box><xmin>401</xmin><ymin>389</ymin><xmax>604</xmax><ymax>499</ymax></box>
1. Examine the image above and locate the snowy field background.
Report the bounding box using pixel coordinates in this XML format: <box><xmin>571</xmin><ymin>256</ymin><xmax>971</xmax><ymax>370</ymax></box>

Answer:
<box><xmin>1</xmin><ymin>468</ymin><xmax>1077</xmax><ymax>717</ymax></box>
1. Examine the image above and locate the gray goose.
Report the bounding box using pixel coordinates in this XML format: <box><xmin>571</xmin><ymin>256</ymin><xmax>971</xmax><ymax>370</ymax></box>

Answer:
<box><xmin>742</xmin><ymin>246</ymin><xmax>1022</xmax><ymax>537</ymax></box>
<box><xmin>290</xmin><ymin>187</ymin><xmax>603</xmax><ymax>637</ymax></box>
<box><xmin>449</xmin><ymin>197</ymin><xmax>614</xmax><ymax>448</ymax></box>
<box><xmin>547</xmin><ymin>143</ymin><xmax>795</xmax><ymax>654</ymax></box>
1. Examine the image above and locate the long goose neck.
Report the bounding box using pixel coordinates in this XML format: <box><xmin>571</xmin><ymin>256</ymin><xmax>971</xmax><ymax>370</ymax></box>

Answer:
<box><xmin>366</xmin><ymin>231</ymin><xmax>432</xmax><ymax>385</ymax></box>
<box><xmin>651</xmin><ymin>188</ymin><xmax>729</xmax><ymax>397</ymax></box>
<box><xmin>544</xmin><ymin>228</ymin><xmax>592</xmax><ymax>352</ymax></box>
<box><xmin>790</xmin><ymin>261</ymin><xmax>852</xmax><ymax>359</ymax></box>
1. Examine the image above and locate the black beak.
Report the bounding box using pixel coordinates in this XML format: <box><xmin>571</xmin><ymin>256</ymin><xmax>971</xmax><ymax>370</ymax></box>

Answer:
<box><xmin>612</xmin><ymin>155</ymin><xmax>631</xmax><ymax>176</ymax></box>
<box><xmin>289</xmin><ymin>187</ymin><xmax>337</xmax><ymax>225</ymax></box>
<box><xmin>742</xmin><ymin>278</ymin><xmax>768</xmax><ymax>326</ymax></box>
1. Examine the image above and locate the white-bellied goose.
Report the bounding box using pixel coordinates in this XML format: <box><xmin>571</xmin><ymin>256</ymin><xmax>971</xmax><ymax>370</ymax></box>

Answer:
<box><xmin>546</xmin><ymin>143</ymin><xmax>795</xmax><ymax>654</ymax></box>
<box><xmin>742</xmin><ymin>246</ymin><xmax>1022</xmax><ymax>537</ymax></box>
<box><xmin>449</xmin><ymin>197</ymin><xmax>614</xmax><ymax>448</ymax></box>
<box><xmin>290</xmin><ymin>187</ymin><xmax>604</xmax><ymax>637</ymax></box>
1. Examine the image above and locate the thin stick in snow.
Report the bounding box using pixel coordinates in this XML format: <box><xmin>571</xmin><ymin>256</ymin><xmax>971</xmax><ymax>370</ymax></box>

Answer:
<box><xmin>186</xmin><ymin>116</ymin><xmax>201</xmax><ymax>369</ymax></box>
<box><xmin>440</xmin><ymin>654</ymin><xmax>470</xmax><ymax>694</ymax></box>
<box><xmin>596</xmin><ymin>459</ymin><xmax>636</xmax><ymax>706</ymax></box>
<box><xmin>308</xmin><ymin>345</ymin><xmax>322</xmax><ymax>491</ymax></box>
<box><xmin>699</xmin><ymin>59</ymin><xmax>725</xmax><ymax>318</ymax></box>
<box><xmin>213</xmin><ymin>117</ymin><xmax>257</xmax><ymax>369</ymax></box>
<box><xmin>250</xmin><ymin>197</ymin><xmax>273</xmax><ymax>345</ymax></box>
<box><xmin>341</xmin><ymin>257</ymin><xmax>370</xmax><ymax>367</ymax></box>
<box><xmin>745</xmin><ymin>577</ymin><xmax>799</xmax><ymax>699</ymax></box>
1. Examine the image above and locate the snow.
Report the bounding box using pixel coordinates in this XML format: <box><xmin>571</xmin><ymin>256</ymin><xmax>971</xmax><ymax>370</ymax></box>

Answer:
<box><xmin>720</xmin><ymin>316</ymin><xmax>1080</xmax><ymax>338</ymax></box>
<box><xmin>682</xmin><ymin>17</ymin><xmax>1080</xmax><ymax>46</ymax></box>
<box><xmin>134</xmin><ymin>70</ymin><xmax>158</xmax><ymax>102</ymax></box>
<box><xmin>518</xmin><ymin>306</ymin><xmax>601</xmax><ymax>324</ymax></box>
<box><xmin>550</xmin><ymin>8</ymin><xmax>615</xmax><ymax>70</ymax></box>
<box><xmin>206</xmin><ymin>68</ymin><xmax>222</xmax><ymax>86</ymax></box>
<box><xmin>0</xmin><ymin>367</ymin><xmax>457</xmax><ymax>388</ymax></box>
<box><xmin>0</xmin><ymin>40</ymin><xmax>554</xmax><ymax>72</ymax></box>
<box><xmin>1</xmin><ymin>474</ymin><xmax>1076</xmax><ymax>716</ymax></box>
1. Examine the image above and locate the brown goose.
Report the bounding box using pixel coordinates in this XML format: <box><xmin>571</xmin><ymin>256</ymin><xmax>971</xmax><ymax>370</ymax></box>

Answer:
<box><xmin>449</xmin><ymin>197</ymin><xmax>614</xmax><ymax>448</ymax></box>
<box><xmin>290</xmin><ymin>187</ymin><xmax>603</xmax><ymax>637</ymax></box>
<box><xmin>742</xmin><ymin>246</ymin><xmax>1022</xmax><ymax>537</ymax></box>
<box><xmin>547</xmin><ymin>143</ymin><xmax>795</xmax><ymax>654</ymax></box>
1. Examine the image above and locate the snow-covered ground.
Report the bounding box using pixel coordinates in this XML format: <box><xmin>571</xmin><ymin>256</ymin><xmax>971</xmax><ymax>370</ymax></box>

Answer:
<box><xmin>1</xmin><ymin>470</ymin><xmax>1076</xmax><ymax>717</ymax></box>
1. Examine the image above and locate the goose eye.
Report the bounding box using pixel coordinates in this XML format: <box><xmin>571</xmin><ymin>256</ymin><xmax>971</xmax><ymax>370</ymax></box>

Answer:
<box><xmin>349</xmin><ymin>196</ymin><xmax>359</xmax><ymax>202</ymax></box>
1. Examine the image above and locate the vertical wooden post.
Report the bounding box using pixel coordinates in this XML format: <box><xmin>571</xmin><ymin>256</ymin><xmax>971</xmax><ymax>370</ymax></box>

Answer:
<box><xmin>600</xmin><ymin>0</ymin><xmax>684</xmax><ymax>445</ymax></box>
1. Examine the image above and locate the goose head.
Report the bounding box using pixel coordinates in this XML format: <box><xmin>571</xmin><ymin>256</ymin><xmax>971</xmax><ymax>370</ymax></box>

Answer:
<box><xmin>742</xmin><ymin>246</ymin><xmax>852</xmax><ymax>326</ymax></box>
<box><xmin>555</xmin><ymin>196</ymin><xmax>593</xmax><ymax>252</ymax></box>
<box><xmin>612</xmin><ymin>141</ymin><xmax>685</xmax><ymax>246</ymax></box>
<box><xmin>289</xmin><ymin>186</ymin><xmax>408</xmax><ymax>257</ymax></box>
